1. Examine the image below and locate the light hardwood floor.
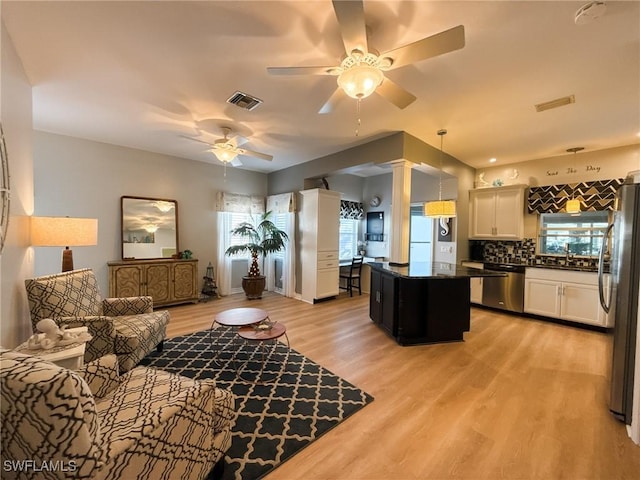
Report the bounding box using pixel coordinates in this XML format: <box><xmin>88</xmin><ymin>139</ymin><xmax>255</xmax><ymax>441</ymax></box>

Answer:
<box><xmin>165</xmin><ymin>292</ymin><xmax>640</xmax><ymax>480</ymax></box>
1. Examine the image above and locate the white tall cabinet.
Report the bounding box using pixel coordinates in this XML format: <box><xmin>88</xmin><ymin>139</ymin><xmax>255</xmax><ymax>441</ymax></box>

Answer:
<box><xmin>300</xmin><ymin>189</ymin><xmax>341</xmax><ymax>303</ymax></box>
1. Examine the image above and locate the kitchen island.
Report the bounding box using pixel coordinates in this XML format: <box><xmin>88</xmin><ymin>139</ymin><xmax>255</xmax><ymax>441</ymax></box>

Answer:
<box><xmin>369</xmin><ymin>262</ymin><xmax>503</xmax><ymax>345</ymax></box>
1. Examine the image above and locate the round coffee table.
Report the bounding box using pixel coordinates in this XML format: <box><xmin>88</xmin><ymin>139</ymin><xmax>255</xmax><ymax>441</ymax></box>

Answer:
<box><xmin>210</xmin><ymin>308</ymin><xmax>271</xmax><ymax>362</ymax></box>
<box><xmin>214</xmin><ymin>307</ymin><xmax>269</xmax><ymax>327</ymax></box>
<box><xmin>235</xmin><ymin>322</ymin><xmax>289</xmax><ymax>384</ymax></box>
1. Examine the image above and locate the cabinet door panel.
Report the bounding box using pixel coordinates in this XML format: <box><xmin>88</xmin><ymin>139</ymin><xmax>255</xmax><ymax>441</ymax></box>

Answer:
<box><xmin>112</xmin><ymin>266</ymin><xmax>143</xmax><ymax>297</ymax></box>
<box><xmin>495</xmin><ymin>188</ymin><xmax>523</xmax><ymax>238</ymax></box>
<box><xmin>560</xmin><ymin>282</ymin><xmax>603</xmax><ymax>325</ymax></box>
<box><xmin>380</xmin><ymin>273</ymin><xmax>397</xmax><ymax>336</ymax></box>
<box><xmin>369</xmin><ymin>269</ymin><xmax>382</xmax><ymax>324</ymax></box>
<box><xmin>470</xmin><ymin>190</ymin><xmax>496</xmax><ymax>238</ymax></box>
<box><xmin>524</xmin><ymin>279</ymin><xmax>561</xmax><ymax>317</ymax></box>
<box><xmin>146</xmin><ymin>264</ymin><xmax>171</xmax><ymax>303</ymax></box>
<box><xmin>173</xmin><ymin>262</ymin><xmax>197</xmax><ymax>300</ymax></box>
<box><xmin>316</xmin><ymin>268</ymin><xmax>339</xmax><ymax>299</ymax></box>
<box><xmin>470</xmin><ymin>277</ymin><xmax>483</xmax><ymax>304</ymax></box>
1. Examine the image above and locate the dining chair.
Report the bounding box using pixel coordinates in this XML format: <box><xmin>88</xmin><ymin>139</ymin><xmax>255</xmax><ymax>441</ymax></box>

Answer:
<box><xmin>339</xmin><ymin>257</ymin><xmax>364</xmax><ymax>297</ymax></box>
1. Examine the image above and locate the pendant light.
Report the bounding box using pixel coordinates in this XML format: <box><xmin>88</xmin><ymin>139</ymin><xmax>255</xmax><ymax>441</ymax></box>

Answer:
<box><xmin>566</xmin><ymin>147</ymin><xmax>583</xmax><ymax>214</ymax></box>
<box><xmin>424</xmin><ymin>129</ymin><xmax>457</xmax><ymax>218</ymax></box>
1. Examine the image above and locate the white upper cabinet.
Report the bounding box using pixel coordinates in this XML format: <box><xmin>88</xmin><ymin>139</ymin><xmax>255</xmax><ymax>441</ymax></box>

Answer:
<box><xmin>469</xmin><ymin>185</ymin><xmax>527</xmax><ymax>240</ymax></box>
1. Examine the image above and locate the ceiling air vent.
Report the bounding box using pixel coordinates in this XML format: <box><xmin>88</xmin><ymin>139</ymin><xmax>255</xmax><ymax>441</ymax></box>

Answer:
<box><xmin>535</xmin><ymin>95</ymin><xmax>575</xmax><ymax>113</ymax></box>
<box><xmin>226</xmin><ymin>91</ymin><xmax>263</xmax><ymax>111</ymax></box>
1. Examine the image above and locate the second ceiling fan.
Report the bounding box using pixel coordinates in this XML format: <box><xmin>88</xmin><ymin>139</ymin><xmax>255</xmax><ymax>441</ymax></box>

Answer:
<box><xmin>183</xmin><ymin>127</ymin><xmax>273</xmax><ymax>166</ymax></box>
<box><xmin>267</xmin><ymin>0</ymin><xmax>465</xmax><ymax>113</ymax></box>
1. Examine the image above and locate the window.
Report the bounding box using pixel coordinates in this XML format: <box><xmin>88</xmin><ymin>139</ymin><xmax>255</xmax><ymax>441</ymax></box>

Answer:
<box><xmin>227</xmin><ymin>212</ymin><xmax>253</xmax><ymax>253</ymax></box>
<box><xmin>339</xmin><ymin>218</ymin><xmax>358</xmax><ymax>260</ymax></box>
<box><xmin>538</xmin><ymin>211</ymin><xmax>610</xmax><ymax>256</ymax></box>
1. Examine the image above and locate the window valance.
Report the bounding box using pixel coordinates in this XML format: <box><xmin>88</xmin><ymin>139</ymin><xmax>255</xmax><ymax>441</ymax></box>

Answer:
<box><xmin>527</xmin><ymin>178</ymin><xmax>624</xmax><ymax>214</ymax></box>
<box><xmin>215</xmin><ymin>192</ymin><xmax>265</xmax><ymax>214</ymax></box>
<box><xmin>340</xmin><ymin>200</ymin><xmax>364</xmax><ymax>219</ymax></box>
<box><xmin>266</xmin><ymin>192</ymin><xmax>296</xmax><ymax>214</ymax></box>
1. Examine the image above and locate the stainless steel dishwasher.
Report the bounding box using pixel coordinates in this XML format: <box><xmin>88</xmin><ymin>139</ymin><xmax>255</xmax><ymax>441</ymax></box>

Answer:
<box><xmin>481</xmin><ymin>263</ymin><xmax>525</xmax><ymax>313</ymax></box>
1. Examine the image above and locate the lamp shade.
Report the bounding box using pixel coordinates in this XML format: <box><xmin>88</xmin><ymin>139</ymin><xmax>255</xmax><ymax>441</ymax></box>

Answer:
<box><xmin>424</xmin><ymin>200</ymin><xmax>457</xmax><ymax>219</ymax></box>
<box><xmin>566</xmin><ymin>198</ymin><xmax>581</xmax><ymax>214</ymax></box>
<box><xmin>31</xmin><ymin>217</ymin><xmax>98</xmax><ymax>247</ymax></box>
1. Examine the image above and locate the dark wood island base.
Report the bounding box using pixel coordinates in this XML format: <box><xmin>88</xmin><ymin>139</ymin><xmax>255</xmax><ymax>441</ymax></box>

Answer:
<box><xmin>369</xmin><ymin>262</ymin><xmax>501</xmax><ymax>345</ymax></box>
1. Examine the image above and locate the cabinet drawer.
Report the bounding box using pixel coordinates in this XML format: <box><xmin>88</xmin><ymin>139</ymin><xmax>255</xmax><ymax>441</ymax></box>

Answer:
<box><xmin>318</xmin><ymin>259</ymin><xmax>339</xmax><ymax>269</ymax></box>
<box><xmin>317</xmin><ymin>251</ymin><xmax>339</xmax><ymax>261</ymax></box>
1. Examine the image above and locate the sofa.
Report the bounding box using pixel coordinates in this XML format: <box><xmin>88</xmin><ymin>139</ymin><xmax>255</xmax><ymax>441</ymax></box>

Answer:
<box><xmin>25</xmin><ymin>268</ymin><xmax>169</xmax><ymax>372</ymax></box>
<box><xmin>0</xmin><ymin>352</ymin><xmax>235</xmax><ymax>479</ymax></box>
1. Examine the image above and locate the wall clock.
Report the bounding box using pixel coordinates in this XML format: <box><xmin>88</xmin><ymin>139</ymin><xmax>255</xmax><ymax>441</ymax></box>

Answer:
<box><xmin>370</xmin><ymin>195</ymin><xmax>381</xmax><ymax>207</ymax></box>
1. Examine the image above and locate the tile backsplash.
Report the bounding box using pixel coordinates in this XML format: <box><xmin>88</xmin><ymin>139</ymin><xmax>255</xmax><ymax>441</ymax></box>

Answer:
<box><xmin>472</xmin><ymin>239</ymin><xmax>602</xmax><ymax>270</ymax></box>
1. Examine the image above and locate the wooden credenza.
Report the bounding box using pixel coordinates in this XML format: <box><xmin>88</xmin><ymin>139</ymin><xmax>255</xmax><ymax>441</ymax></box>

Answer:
<box><xmin>108</xmin><ymin>259</ymin><xmax>199</xmax><ymax>307</ymax></box>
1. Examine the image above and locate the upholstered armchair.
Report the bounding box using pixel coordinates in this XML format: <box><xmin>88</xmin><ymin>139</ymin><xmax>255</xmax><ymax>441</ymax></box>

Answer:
<box><xmin>0</xmin><ymin>352</ymin><xmax>235</xmax><ymax>480</ymax></box>
<box><xmin>25</xmin><ymin>268</ymin><xmax>169</xmax><ymax>372</ymax></box>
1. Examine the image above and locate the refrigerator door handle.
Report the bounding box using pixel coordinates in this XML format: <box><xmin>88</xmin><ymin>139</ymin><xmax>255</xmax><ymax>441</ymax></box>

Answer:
<box><xmin>598</xmin><ymin>223</ymin><xmax>614</xmax><ymax>313</ymax></box>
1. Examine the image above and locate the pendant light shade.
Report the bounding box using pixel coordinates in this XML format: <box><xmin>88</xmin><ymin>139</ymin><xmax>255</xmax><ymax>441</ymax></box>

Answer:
<box><xmin>566</xmin><ymin>147</ymin><xmax>583</xmax><ymax>214</ymax></box>
<box><xmin>424</xmin><ymin>200</ymin><xmax>457</xmax><ymax>218</ymax></box>
<box><xmin>565</xmin><ymin>198</ymin><xmax>581</xmax><ymax>214</ymax></box>
<box><xmin>425</xmin><ymin>129</ymin><xmax>457</xmax><ymax>219</ymax></box>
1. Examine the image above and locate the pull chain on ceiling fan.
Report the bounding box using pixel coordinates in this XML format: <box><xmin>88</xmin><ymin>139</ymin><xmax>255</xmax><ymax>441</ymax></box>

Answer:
<box><xmin>267</xmin><ymin>0</ymin><xmax>465</xmax><ymax>115</ymax></box>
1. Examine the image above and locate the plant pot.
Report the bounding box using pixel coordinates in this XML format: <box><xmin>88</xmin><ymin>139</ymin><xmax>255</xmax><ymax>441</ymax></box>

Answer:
<box><xmin>242</xmin><ymin>275</ymin><xmax>266</xmax><ymax>299</ymax></box>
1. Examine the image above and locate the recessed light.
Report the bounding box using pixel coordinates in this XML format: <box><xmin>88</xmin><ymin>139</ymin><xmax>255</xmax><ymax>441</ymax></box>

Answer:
<box><xmin>489</xmin><ymin>158</ymin><xmax>497</xmax><ymax>163</ymax></box>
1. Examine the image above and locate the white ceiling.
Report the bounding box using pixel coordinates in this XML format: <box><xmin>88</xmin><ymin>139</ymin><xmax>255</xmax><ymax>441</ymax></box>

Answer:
<box><xmin>2</xmin><ymin>1</ymin><xmax>639</xmax><ymax>174</ymax></box>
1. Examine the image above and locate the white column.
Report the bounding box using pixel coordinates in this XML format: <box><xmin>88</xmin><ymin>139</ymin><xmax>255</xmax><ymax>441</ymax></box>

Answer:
<box><xmin>389</xmin><ymin>160</ymin><xmax>412</xmax><ymax>265</ymax></box>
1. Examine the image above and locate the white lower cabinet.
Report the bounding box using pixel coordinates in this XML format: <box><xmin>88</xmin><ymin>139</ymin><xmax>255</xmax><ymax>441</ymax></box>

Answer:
<box><xmin>524</xmin><ymin>268</ymin><xmax>611</xmax><ymax>327</ymax></box>
<box><xmin>461</xmin><ymin>261</ymin><xmax>483</xmax><ymax>304</ymax></box>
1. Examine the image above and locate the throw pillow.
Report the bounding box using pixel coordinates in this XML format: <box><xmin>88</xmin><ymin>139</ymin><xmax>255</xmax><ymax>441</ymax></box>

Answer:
<box><xmin>76</xmin><ymin>354</ymin><xmax>120</xmax><ymax>398</ymax></box>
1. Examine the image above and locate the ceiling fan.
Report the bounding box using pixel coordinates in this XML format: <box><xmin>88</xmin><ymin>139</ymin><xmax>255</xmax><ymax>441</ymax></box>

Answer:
<box><xmin>267</xmin><ymin>0</ymin><xmax>465</xmax><ymax>114</ymax></box>
<box><xmin>182</xmin><ymin>127</ymin><xmax>273</xmax><ymax>166</ymax></box>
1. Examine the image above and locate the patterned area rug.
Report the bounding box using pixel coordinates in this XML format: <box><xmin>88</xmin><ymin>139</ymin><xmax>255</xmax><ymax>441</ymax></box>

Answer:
<box><xmin>140</xmin><ymin>328</ymin><xmax>374</xmax><ymax>480</ymax></box>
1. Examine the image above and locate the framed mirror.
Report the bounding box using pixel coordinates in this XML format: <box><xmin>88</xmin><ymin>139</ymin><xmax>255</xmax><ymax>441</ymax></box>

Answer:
<box><xmin>121</xmin><ymin>196</ymin><xmax>178</xmax><ymax>260</ymax></box>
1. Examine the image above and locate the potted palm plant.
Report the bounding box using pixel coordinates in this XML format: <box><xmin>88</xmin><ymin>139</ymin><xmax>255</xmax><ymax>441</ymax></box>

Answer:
<box><xmin>225</xmin><ymin>211</ymin><xmax>288</xmax><ymax>299</ymax></box>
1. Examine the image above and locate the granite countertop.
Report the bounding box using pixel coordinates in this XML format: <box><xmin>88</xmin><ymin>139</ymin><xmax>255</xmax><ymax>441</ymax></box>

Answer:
<box><xmin>368</xmin><ymin>262</ymin><xmax>506</xmax><ymax>279</ymax></box>
<box><xmin>462</xmin><ymin>260</ymin><xmax>602</xmax><ymax>273</ymax></box>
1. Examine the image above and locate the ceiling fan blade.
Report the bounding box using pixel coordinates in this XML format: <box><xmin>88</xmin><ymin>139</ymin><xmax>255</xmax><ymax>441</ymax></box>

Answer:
<box><xmin>318</xmin><ymin>87</ymin><xmax>345</xmax><ymax>114</ymax></box>
<box><xmin>376</xmin><ymin>77</ymin><xmax>417</xmax><ymax>109</ymax></box>
<box><xmin>237</xmin><ymin>148</ymin><xmax>273</xmax><ymax>161</ymax></box>
<box><xmin>230</xmin><ymin>158</ymin><xmax>243</xmax><ymax>167</ymax></box>
<box><xmin>381</xmin><ymin>25</ymin><xmax>465</xmax><ymax>70</ymax></box>
<box><xmin>332</xmin><ymin>0</ymin><xmax>368</xmax><ymax>55</ymax></box>
<box><xmin>180</xmin><ymin>135</ymin><xmax>215</xmax><ymax>147</ymax></box>
<box><xmin>267</xmin><ymin>66</ymin><xmax>335</xmax><ymax>76</ymax></box>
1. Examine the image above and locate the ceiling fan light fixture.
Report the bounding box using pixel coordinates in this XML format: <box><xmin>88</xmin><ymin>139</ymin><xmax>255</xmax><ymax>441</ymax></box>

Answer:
<box><xmin>338</xmin><ymin>63</ymin><xmax>384</xmax><ymax>99</ymax></box>
<box><xmin>337</xmin><ymin>51</ymin><xmax>385</xmax><ymax>99</ymax></box>
<box><xmin>211</xmin><ymin>146</ymin><xmax>237</xmax><ymax>164</ymax></box>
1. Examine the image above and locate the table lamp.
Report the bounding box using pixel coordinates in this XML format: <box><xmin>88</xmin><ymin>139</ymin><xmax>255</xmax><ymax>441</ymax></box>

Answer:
<box><xmin>31</xmin><ymin>216</ymin><xmax>98</xmax><ymax>272</ymax></box>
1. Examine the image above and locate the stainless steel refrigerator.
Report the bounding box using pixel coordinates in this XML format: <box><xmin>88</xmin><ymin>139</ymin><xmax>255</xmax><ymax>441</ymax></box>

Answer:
<box><xmin>599</xmin><ymin>170</ymin><xmax>640</xmax><ymax>424</ymax></box>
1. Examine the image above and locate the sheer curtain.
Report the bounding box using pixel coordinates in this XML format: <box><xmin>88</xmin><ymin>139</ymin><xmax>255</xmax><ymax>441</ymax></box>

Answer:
<box><xmin>266</xmin><ymin>192</ymin><xmax>297</xmax><ymax>298</ymax></box>
<box><xmin>215</xmin><ymin>192</ymin><xmax>265</xmax><ymax>296</ymax></box>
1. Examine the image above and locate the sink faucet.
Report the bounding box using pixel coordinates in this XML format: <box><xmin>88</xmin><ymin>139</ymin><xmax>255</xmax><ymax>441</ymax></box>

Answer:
<box><xmin>564</xmin><ymin>243</ymin><xmax>574</xmax><ymax>262</ymax></box>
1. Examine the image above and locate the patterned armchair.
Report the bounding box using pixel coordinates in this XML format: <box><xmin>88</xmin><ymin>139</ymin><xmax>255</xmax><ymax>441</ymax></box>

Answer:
<box><xmin>25</xmin><ymin>268</ymin><xmax>169</xmax><ymax>372</ymax></box>
<box><xmin>0</xmin><ymin>352</ymin><xmax>235</xmax><ymax>480</ymax></box>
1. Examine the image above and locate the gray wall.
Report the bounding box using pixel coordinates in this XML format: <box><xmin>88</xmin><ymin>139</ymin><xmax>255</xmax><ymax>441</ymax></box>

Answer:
<box><xmin>33</xmin><ymin>132</ymin><xmax>268</xmax><ymax>295</ymax></box>
<box><xmin>1</xmin><ymin>21</ymin><xmax>35</xmax><ymax>348</ymax></box>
